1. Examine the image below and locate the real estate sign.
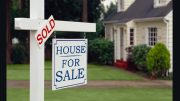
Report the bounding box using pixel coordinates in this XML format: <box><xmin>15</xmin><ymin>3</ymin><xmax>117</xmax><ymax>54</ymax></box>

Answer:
<box><xmin>35</xmin><ymin>15</ymin><xmax>55</xmax><ymax>47</ymax></box>
<box><xmin>52</xmin><ymin>39</ymin><xmax>87</xmax><ymax>90</ymax></box>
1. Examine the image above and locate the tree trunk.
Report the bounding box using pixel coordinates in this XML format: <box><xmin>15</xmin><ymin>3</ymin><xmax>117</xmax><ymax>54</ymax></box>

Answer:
<box><xmin>82</xmin><ymin>0</ymin><xmax>88</xmax><ymax>22</ymax></box>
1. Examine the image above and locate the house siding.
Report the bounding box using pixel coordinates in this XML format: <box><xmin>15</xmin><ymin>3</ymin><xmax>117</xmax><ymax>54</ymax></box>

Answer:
<box><xmin>135</xmin><ymin>21</ymin><xmax>167</xmax><ymax>46</ymax></box>
<box><xmin>105</xmin><ymin>24</ymin><xmax>114</xmax><ymax>41</ymax></box>
<box><xmin>124</xmin><ymin>0</ymin><xmax>135</xmax><ymax>11</ymax></box>
<box><xmin>127</xmin><ymin>21</ymin><xmax>137</xmax><ymax>46</ymax></box>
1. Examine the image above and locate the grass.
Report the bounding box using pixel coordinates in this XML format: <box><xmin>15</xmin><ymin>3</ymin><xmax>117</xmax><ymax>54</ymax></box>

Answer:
<box><xmin>7</xmin><ymin>87</ymin><xmax>172</xmax><ymax>101</ymax></box>
<box><xmin>7</xmin><ymin>61</ymin><xmax>144</xmax><ymax>80</ymax></box>
<box><xmin>7</xmin><ymin>61</ymin><xmax>172</xmax><ymax>101</ymax></box>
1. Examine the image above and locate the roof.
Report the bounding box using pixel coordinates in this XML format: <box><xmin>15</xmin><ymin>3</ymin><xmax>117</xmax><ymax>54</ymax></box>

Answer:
<box><xmin>103</xmin><ymin>0</ymin><xmax>172</xmax><ymax>23</ymax></box>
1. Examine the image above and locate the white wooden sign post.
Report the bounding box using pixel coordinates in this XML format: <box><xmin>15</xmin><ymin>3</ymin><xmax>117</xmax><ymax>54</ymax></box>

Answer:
<box><xmin>14</xmin><ymin>0</ymin><xmax>96</xmax><ymax>101</ymax></box>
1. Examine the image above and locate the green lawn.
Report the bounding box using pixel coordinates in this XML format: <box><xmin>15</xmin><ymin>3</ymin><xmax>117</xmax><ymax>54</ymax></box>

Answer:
<box><xmin>7</xmin><ymin>88</ymin><xmax>172</xmax><ymax>101</ymax></box>
<box><xmin>7</xmin><ymin>61</ymin><xmax>144</xmax><ymax>80</ymax></box>
<box><xmin>7</xmin><ymin>62</ymin><xmax>172</xmax><ymax>101</ymax></box>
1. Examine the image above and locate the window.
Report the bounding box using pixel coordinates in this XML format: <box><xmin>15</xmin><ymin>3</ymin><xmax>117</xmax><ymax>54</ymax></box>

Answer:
<box><xmin>158</xmin><ymin>0</ymin><xmax>167</xmax><ymax>4</ymax></box>
<box><xmin>120</xmin><ymin>0</ymin><xmax>124</xmax><ymax>10</ymax></box>
<box><xmin>129</xmin><ymin>28</ymin><xmax>134</xmax><ymax>45</ymax></box>
<box><xmin>154</xmin><ymin>0</ymin><xmax>169</xmax><ymax>7</ymax></box>
<box><xmin>148</xmin><ymin>27</ymin><xmax>157</xmax><ymax>46</ymax></box>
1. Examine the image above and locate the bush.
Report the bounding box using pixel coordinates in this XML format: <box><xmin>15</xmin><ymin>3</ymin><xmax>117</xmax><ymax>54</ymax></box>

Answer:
<box><xmin>146</xmin><ymin>43</ymin><xmax>170</xmax><ymax>78</ymax></box>
<box><xmin>125</xmin><ymin>46</ymin><xmax>137</xmax><ymax>70</ymax></box>
<box><xmin>12</xmin><ymin>43</ymin><xmax>28</xmax><ymax>64</ymax></box>
<box><xmin>131</xmin><ymin>44</ymin><xmax>151</xmax><ymax>71</ymax></box>
<box><xmin>88</xmin><ymin>38</ymin><xmax>114</xmax><ymax>65</ymax></box>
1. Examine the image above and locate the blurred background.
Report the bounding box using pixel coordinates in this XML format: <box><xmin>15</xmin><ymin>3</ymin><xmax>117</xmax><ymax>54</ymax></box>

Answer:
<box><xmin>6</xmin><ymin>0</ymin><xmax>117</xmax><ymax>64</ymax></box>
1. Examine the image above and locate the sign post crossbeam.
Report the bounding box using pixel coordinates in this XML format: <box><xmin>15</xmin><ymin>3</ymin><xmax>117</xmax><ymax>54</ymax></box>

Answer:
<box><xmin>15</xmin><ymin>18</ymin><xmax>96</xmax><ymax>32</ymax></box>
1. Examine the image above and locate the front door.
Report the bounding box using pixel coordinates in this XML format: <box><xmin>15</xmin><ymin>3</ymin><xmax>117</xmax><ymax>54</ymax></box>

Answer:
<box><xmin>120</xmin><ymin>28</ymin><xmax>124</xmax><ymax>60</ymax></box>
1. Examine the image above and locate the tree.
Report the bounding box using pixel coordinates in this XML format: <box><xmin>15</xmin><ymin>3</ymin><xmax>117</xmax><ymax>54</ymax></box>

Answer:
<box><xmin>45</xmin><ymin>0</ymin><xmax>104</xmax><ymax>22</ymax></box>
<box><xmin>45</xmin><ymin>0</ymin><xmax>105</xmax><ymax>39</ymax></box>
<box><xmin>87</xmin><ymin>0</ymin><xmax>105</xmax><ymax>22</ymax></box>
<box><xmin>10</xmin><ymin>0</ymin><xmax>29</xmax><ymax>63</ymax></box>
<box><xmin>103</xmin><ymin>1</ymin><xmax>117</xmax><ymax>18</ymax></box>
<box><xmin>82</xmin><ymin>0</ymin><xmax>88</xmax><ymax>22</ymax></box>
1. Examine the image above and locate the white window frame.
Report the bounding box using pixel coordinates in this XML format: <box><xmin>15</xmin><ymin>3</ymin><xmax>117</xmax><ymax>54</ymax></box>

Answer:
<box><xmin>158</xmin><ymin>0</ymin><xmax>167</xmax><ymax>4</ymax></box>
<box><xmin>154</xmin><ymin>0</ymin><xmax>169</xmax><ymax>7</ymax></box>
<box><xmin>147</xmin><ymin>27</ymin><xmax>158</xmax><ymax>46</ymax></box>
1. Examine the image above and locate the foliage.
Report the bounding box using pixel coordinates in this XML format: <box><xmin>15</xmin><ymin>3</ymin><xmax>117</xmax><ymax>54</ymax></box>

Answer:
<box><xmin>88</xmin><ymin>38</ymin><xmax>114</xmax><ymax>65</ymax></box>
<box><xmin>10</xmin><ymin>0</ymin><xmax>30</xmax><ymax>63</ymax></box>
<box><xmin>45</xmin><ymin>0</ymin><xmax>104</xmax><ymax>22</ymax></box>
<box><xmin>45</xmin><ymin>0</ymin><xmax>105</xmax><ymax>39</ymax></box>
<box><xmin>12</xmin><ymin>43</ymin><xmax>28</xmax><ymax>64</ymax></box>
<box><xmin>11</xmin><ymin>0</ymin><xmax>29</xmax><ymax>43</ymax></box>
<box><xmin>10</xmin><ymin>0</ymin><xmax>105</xmax><ymax>61</ymax></box>
<box><xmin>103</xmin><ymin>1</ymin><xmax>117</xmax><ymax>18</ymax></box>
<box><xmin>146</xmin><ymin>43</ymin><xmax>170</xmax><ymax>77</ymax></box>
<box><xmin>131</xmin><ymin>44</ymin><xmax>151</xmax><ymax>71</ymax></box>
<box><xmin>85</xmin><ymin>20</ymin><xmax>105</xmax><ymax>40</ymax></box>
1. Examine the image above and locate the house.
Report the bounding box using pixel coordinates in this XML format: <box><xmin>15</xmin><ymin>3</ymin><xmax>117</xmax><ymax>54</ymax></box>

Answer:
<box><xmin>103</xmin><ymin>0</ymin><xmax>173</xmax><ymax>72</ymax></box>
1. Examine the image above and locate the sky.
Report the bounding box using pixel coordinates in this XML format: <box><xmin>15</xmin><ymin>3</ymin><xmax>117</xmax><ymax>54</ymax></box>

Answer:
<box><xmin>102</xmin><ymin>0</ymin><xmax>117</xmax><ymax>7</ymax></box>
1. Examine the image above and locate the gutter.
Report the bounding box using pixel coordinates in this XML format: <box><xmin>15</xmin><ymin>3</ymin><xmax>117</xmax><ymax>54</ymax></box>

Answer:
<box><xmin>103</xmin><ymin>17</ymin><xmax>164</xmax><ymax>24</ymax></box>
<box><xmin>103</xmin><ymin>20</ymin><xmax>121</xmax><ymax>24</ymax></box>
<box><xmin>163</xmin><ymin>18</ymin><xmax>169</xmax><ymax>49</ymax></box>
<box><xmin>133</xmin><ymin>17</ymin><xmax>164</xmax><ymax>22</ymax></box>
<box><xmin>163</xmin><ymin>18</ymin><xmax>171</xmax><ymax>74</ymax></box>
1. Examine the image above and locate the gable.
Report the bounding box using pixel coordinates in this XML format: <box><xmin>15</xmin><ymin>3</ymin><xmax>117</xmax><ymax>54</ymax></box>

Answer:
<box><xmin>104</xmin><ymin>0</ymin><xmax>172</xmax><ymax>23</ymax></box>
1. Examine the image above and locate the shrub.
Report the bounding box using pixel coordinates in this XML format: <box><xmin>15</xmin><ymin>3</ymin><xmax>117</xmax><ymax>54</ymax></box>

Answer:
<box><xmin>88</xmin><ymin>38</ymin><xmax>114</xmax><ymax>65</ymax></box>
<box><xmin>125</xmin><ymin>46</ymin><xmax>138</xmax><ymax>70</ymax></box>
<box><xmin>12</xmin><ymin>43</ymin><xmax>28</xmax><ymax>64</ymax></box>
<box><xmin>146</xmin><ymin>43</ymin><xmax>170</xmax><ymax>78</ymax></box>
<box><xmin>131</xmin><ymin>44</ymin><xmax>151</xmax><ymax>72</ymax></box>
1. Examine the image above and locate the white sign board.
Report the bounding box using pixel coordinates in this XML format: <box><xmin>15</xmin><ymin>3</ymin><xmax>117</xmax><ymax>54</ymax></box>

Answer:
<box><xmin>35</xmin><ymin>15</ymin><xmax>55</xmax><ymax>47</ymax></box>
<box><xmin>52</xmin><ymin>39</ymin><xmax>87</xmax><ymax>90</ymax></box>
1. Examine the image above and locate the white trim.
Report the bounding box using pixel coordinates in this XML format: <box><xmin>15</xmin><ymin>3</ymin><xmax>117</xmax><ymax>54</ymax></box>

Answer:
<box><xmin>145</xmin><ymin>28</ymin><xmax>149</xmax><ymax>45</ymax></box>
<box><xmin>114</xmin><ymin>31</ymin><xmax>117</xmax><ymax>62</ymax></box>
<box><xmin>103</xmin><ymin>20</ymin><xmax>122</xmax><ymax>24</ymax></box>
<box><xmin>134</xmin><ymin>27</ymin><xmax>137</xmax><ymax>45</ymax></box>
<box><xmin>104</xmin><ymin>17</ymin><xmax>164</xmax><ymax>24</ymax></box>
<box><xmin>133</xmin><ymin>17</ymin><xmax>164</xmax><ymax>22</ymax></box>
<box><xmin>163</xmin><ymin>19</ymin><xmax>169</xmax><ymax>48</ymax></box>
<box><xmin>154</xmin><ymin>0</ymin><xmax>170</xmax><ymax>8</ymax></box>
<box><xmin>146</xmin><ymin>27</ymin><xmax>158</xmax><ymax>46</ymax></box>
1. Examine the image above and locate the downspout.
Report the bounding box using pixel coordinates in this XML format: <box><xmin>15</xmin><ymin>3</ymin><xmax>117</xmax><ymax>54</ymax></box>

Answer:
<box><xmin>163</xmin><ymin>18</ymin><xmax>170</xmax><ymax>75</ymax></box>
<box><xmin>163</xmin><ymin>19</ymin><xmax>169</xmax><ymax>49</ymax></box>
